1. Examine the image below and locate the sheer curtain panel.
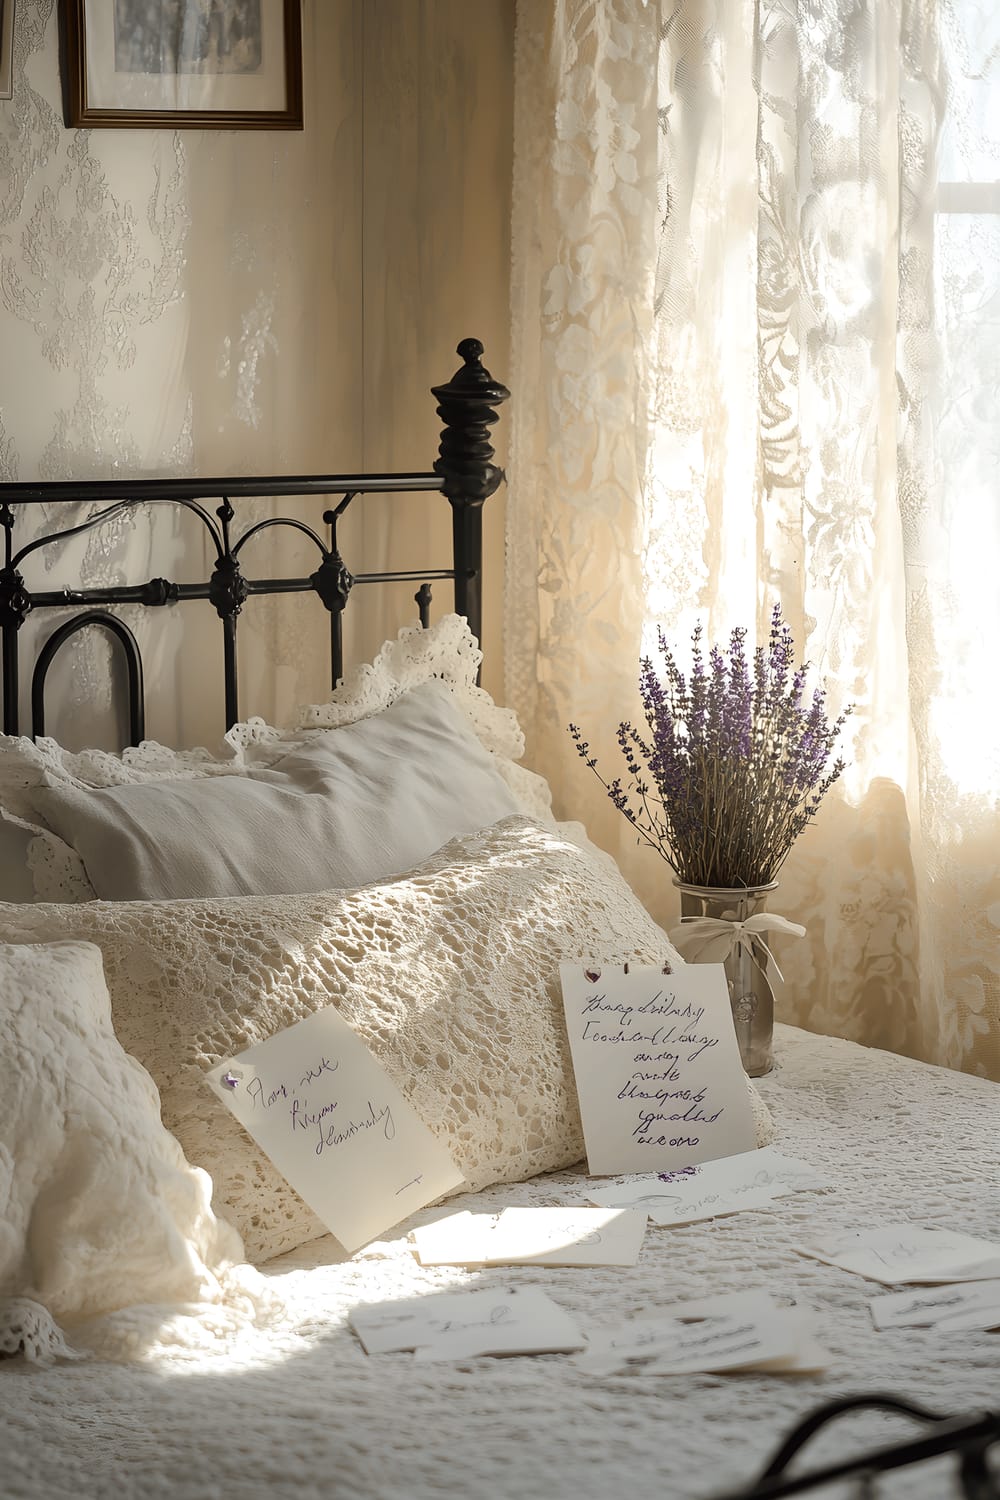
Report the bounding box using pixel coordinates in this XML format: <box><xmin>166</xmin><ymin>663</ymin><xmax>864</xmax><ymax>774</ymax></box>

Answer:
<box><xmin>507</xmin><ymin>0</ymin><xmax>1000</xmax><ymax>1078</ymax></box>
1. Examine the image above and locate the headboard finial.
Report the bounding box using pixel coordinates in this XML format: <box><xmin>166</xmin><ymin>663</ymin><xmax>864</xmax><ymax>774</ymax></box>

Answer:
<box><xmin>443</xmin><ymin>338</ymin><xmax>510</xmax><ymax>408</ymax></box>
<box><xmin>430</xmin><ymin>339</ymin><xmax>510</xmax><ymax>655</ymax></box>
<box><xmin>431</xmin><ymin>338</ymin><xmax>510</xmax><ymax>504</ymax></box>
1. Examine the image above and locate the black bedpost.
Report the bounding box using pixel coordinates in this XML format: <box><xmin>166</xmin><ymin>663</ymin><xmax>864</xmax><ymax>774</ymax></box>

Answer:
<box><xmin>208</xmin><ymin>499</ymin><xmax>249</xmax><ymax>731</ymax></box>
<box><xmin>431</xmin><ymin>338</ymin><xmax>510</xmax><ymax>650</ymax></box>
<box><xmin>0</xmin><ymin>504</ymin><xmax>30</xmax><ymax>736</ymax></box>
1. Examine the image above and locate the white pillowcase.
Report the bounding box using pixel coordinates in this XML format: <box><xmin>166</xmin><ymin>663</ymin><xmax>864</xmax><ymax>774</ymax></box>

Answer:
<box><xmin>0</xmin><ymin>614</ymin><xmax>552</xmax><ymax>901</ymax></box>
<box><xmin>0</xmin><ymin>941</ymin><xmax>266</xmax><ymax>1361</ymax></box>
<box><xmin>0</xmin><ymin>818</ymin><xmax>773</xmax><ymax>1264</ymax></box>
<box><xmin>291</xmin><ymin>612</ymin><xmax>554</xmax><ymax>821</ymax></box>
<box><xmin>28</xmin><ymin>682</ymin><xmax>519</xmax><ymax>901</ymax></box>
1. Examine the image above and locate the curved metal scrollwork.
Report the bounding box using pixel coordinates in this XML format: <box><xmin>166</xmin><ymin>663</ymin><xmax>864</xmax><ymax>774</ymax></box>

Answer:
<box><xmin>231</xmin><ymin>515</ymin><xmax>329</xmax><ymax>561</ymax></box>
<box><xmin>32</xmin><ymin>612</ymin><xmax>145</xmax><ymax>744</ymax></box>
<box><xmin>11</xmin><ymin>495</ymin><xmax>226</xmax><ymax>570</ymax></box>
<box><xmin>0</xmin><ymin>338</ymin><xmax>506</xmax><ymax>737</ymax></box>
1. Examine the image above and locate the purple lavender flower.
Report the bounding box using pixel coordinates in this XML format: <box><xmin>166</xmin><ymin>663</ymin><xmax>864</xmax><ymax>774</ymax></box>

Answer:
<box><xmin>570</xmin><ymin>608</ymin><xmax>852</xmax><ymax>887</ymax></box>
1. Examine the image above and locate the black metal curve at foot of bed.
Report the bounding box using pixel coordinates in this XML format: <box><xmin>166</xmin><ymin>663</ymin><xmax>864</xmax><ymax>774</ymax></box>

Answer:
<box><xmin>708</xmin><ymin>1393</ymin><xmax>1000</xmax><ymax>1499</ymax></box>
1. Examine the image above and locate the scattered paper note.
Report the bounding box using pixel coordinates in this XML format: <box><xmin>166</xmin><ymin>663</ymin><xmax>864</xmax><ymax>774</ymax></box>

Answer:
<box><xmin>559</xmin><ymin>961</ymin><xmax>755</xmax><ymax>1174</ymax></box>
<box><xmin>410</xmin><ymin>1206</ymin><xmax>646</xmax><ymax>1267</ymax></box>
<box><xmin>410</xmin><ymin>1211</ymin><xmax>495</xmax><ymax>1266</ymax></box>
<box><xmin>869</xmin><ymin>1280</ymin><xmax>1000</xmax><ymax>1331</ymax></box>
<box><xmin>578</xmin><ymin>1290</ymin><xmax>828</xmax><ymax>1376</ymax></box>
<box><xmin>350</xmin><ymin>1287</ymin><xmax>586</xmax><ymax>1360</ymax></box>
<box><xmin>585</xmin><ymin>1146</ymin><xmax>830</xmax><ymax>1225</ymax></box>
<box><xmin>481</xmin><ymin>1206</ymin><xmax>646</xmax><ymax>1267</ymax></box>
<box><xmin>205</xmin><ymin>1008</ymin><xmax>464</xmax><ymax>1253</ymax></box>
<box><xmin>795</xmin><ymin>1226</ymin><xmax>1000</xmax><ymax>1286</ymax></box>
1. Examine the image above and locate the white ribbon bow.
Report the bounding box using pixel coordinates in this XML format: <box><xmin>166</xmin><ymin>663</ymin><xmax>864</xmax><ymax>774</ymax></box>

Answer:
<box><xmin>667</xmin><ymin>912</ymin><xmax>806</xmax><ymax>983</ymax></box>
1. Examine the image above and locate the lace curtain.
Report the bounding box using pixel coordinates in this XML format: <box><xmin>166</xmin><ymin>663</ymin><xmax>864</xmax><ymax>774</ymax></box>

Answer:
<box><xmin>507</xmin><ymin>0</ymin><xmax>1000</xmax><ymax>1078</ymax></box>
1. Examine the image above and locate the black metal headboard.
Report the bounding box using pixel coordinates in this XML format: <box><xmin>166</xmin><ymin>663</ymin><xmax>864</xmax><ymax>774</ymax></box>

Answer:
<box><xmin>0</xmin><ymin>339</ymin><xmax>509</xmax><ymax>743</ymax></box>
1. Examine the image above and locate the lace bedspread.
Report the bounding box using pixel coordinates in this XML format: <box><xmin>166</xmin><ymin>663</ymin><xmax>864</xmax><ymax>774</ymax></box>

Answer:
<box><xmin>3</xmin><ymin>1025</ymin><xmax>998</xmax><ymax>1500</ymax></box>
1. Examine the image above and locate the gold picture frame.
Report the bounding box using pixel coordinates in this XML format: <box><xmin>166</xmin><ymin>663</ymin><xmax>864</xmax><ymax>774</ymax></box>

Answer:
<box><xmin>62</xmin><ymin>0</ymin><xmax>303</xmax><ymax>129</ymax></box>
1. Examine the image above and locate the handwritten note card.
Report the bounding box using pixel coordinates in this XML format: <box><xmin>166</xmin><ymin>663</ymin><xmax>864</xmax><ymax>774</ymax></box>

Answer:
<box><xmin>795</xmin><ymin>1226</ymin><xmax>1000</xmax><ymax>1286</ymax></box>
<box><xmin>483</xmin><ymin>1207</ymin><xmax>646</xmax><ymax>1267</ymax></box>
<box><xmin>559</xmin><ymin>962</ymin><xmax>755</xmax><ymax>1174</ymax></box>
<box><xmin>869</xmin><ymin>1281</ymin><xmax>1000</xmax><ymax>1332</ymax></box>
<box><xmin>585</xmin><ymin>1147</ymin><xmax>830</xmax><ymax>1225</ymax></box>
<box><xmin>410</xmin><ymin>1207</ymin><xmax>646</xmax><ymax>1267</ymax></box>
<box><xmin>410</xmin><ymin>1211</ymin><xmax>495</xmax><ymax>1266</ymax></box>
<box><xmin>205</xmin><ymin>1008</ymin><xmax>464</xmax><ymax>1253</ymax></box>
<box><xmin>350</xmin><ymin>1287</ymin><xmax>585</xmax><ymax>1361</ymax></box>
<box><xmin>578</xmin><ymin>1291</ymin><xmax>829</xmax><ymax>1377</ymax></box>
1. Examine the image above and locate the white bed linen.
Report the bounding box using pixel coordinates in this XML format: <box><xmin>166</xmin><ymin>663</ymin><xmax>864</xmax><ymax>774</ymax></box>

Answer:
<box><xmin>3</xmin><ymin>1025</ymin><xmax>998</xmax><ymax>1500</ymax></box>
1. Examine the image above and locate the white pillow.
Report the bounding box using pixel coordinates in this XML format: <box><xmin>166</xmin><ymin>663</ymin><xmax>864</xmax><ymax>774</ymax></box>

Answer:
<box><xmin>0</xmin><ymin>818</ymin><xmax>773</xmax><ymax>1264</ymax></box>
<box><xmin>290</xmin><ymin>613</ymin><xmax>554</xmax><ymax>821</ymax></box>
<box><xmin>0</xmin><ymin>615</ymin><xmax>552</xmax><ymax>900</ymax></box>
<box><xmin>28</xmin><ymin>682</ymin><xmax>520</xmax><ymax>901</ymax></box>
<box><xmin>0</xmin><ymin>940</ymin><xmax>266</xmax><ymax>1361</ymax></box>
<box><xmin>0</xmin><ymin>810</ymin><xmax>96</xmax><ymax>903</ymax></box>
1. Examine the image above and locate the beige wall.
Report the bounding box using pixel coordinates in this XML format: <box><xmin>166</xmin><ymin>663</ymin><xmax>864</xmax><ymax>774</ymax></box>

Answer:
<box><xmin>360</xmin><ymin>1</ymin><xmax>515</xmax><ymax>702</ymax></box>
<box><xmin>0</xmin><ymin>0</ymin><xmax>513</xmax><ymax>743</ymax></box>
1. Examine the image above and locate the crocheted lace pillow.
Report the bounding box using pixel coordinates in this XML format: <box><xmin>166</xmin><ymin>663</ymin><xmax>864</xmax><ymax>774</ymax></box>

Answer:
<box><xmin>0</xmin><ymin>614</ymin><xmax>552</xmax><ymax>902</ymax></box>
<box><xmin>0</xmin><ymin>941</ymin><xmax>264</xmax><ymax>1362</ymax></box>
<box><xmin>0</xmin><ymin>819</ymin><xmax>773</xmax><ymax>1264</ymax></box>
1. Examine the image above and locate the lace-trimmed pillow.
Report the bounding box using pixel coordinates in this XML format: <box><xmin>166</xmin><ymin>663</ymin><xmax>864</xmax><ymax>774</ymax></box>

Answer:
<box><xmin>0</xmin><ymin>818</ymin><xmax>773</xmax><ymax>1264</ymax></box>
<box><xmin>0</xmin><ymin>614</ymin><xmax>552</xmax><ymax>901</ymax></box>
<box><xmin>0</xmin><ymin>810</ymin><xmax>95</xmax><ymax>903</ymax></box>
<box><xmin>0</xmin><ymin>717</ymin><xmax>279</xmax><ymax>904</ymax></box>
<box><xmin>0</xmin><ymin>941</ymin><xmax>268</xmax><ymax>1362</ymax></box>
<box><xmin>28</xmin><ymin>683</ymin><xmax>520</xmax><ymax>901</ymax></box>
<box><xmin>289</xmin><ymin>613</ymin><xmax>554</xmax><ymax>821</ymax></box>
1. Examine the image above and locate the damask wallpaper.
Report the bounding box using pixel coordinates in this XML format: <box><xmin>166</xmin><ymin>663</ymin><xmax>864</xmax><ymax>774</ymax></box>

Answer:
<box><xmin>0</xmin><ymin>0</ymin><xmax>513</xmax><ymax>747</ymax></box>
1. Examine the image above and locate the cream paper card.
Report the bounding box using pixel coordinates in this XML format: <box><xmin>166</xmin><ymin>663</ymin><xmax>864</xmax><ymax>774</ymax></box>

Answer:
<box><xmin>585</xmin><ymin>1146</ymin><xmax>829</xmax><ymax>1225</ymax></box>
<box><xmin>410</xmin><ymin>1207</ymin><xmax>646</xmax><ymax>1267</ymax></box>
<box><xmin>559</xmin><ymin>961</ymin><xmax>756</xmax><ymax>1174</ymax></box>
<box><xmin>205</xmin><ymin>1008</ymin><xmax>464</xmax><ymax>1253</ymax></box>
<box><xmin>869</xmin><ymin>1281</ymin><xmax>1000</xmax><ymax>1331</ymax></box>
<box><xmin>410</xmin><ymin>1211</ymin><xmax>494</xmax><ymax>1266</ymax></box>
<box><xmin>350</xmin><ymin>1287</ymin><xmax>585</xmax><ymax>1360</ymax></box>
<box><xmin>795</xmin><ymin>1226</ymin><xmax>1000</xmax><ymax>1285</ymax></box>
<box><xmin>482</xmin><ymin>1206</ymin><xmax>646</xmax><ymax>1267</ymax></box>
<box><xmin>578</xmin><ymin>1291</ymin><xmax>828</xmax><ymax>1376</ymax></box>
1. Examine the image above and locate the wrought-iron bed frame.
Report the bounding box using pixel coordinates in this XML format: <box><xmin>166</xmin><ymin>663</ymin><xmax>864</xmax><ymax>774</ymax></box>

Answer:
<box><xmin>0</xmin><ymin>337</ymin><xmax>509</xmax><ymax>742</ymax></box>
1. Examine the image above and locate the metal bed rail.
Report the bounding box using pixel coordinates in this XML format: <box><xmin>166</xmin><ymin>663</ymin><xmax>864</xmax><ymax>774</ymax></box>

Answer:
<box><xmin>0</xmin><ymin>337</ymin><xmax>509</xmax><ymax>741</ymax></box>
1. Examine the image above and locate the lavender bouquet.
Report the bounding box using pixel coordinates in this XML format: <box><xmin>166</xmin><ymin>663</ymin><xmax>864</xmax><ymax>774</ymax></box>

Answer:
<box><xmin>569</xmin><ymin>606</ymin><xmax>850</xmax><ymax>890</ymax></box>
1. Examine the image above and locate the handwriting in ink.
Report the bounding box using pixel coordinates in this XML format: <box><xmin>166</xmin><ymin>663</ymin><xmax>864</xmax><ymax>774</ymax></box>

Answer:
<box><xmin>395</xmin><ymin>1174</ymin><xmax>424</xmax><ymax>1196</ymax></box>
<box><xmin>315</xmin><ymin>1100</ymin><xmax>395</xmax><ymax>1156</ymax></box>
<box><xmin>247</xmin><ymin>1076</ymin><xmax>288</xmax><ymax>1110</ymax></box>
<box><xmin>631</xmin><ymin>1100</ymin><xmax>723</xmax><ymax>1144</ymax></box>
<box><xmin>893</xmin><ymin>1289</ymin><xmax>966</xmax><ymax>1319</ymax></box>
<box><xmin>300</xmin><ymin>1056</ymin><xmax>339</xmax><ymax>1089</ymax></box>
<box><xmin>618</xmin><ymin>1077</ymin><xmax>707</xmax><ymax>1105</ymax></box>
<box><xmin>580</xmin><ymin>1003</ymin><xmax>718</xmax><ymax>1062</ymax></box>
<box><xmin>428</xmin><ymin>1303</ymin><xmax>513</xmax><ymax>1336</ymax></box>
<box><xmin>290</xmin><ymin>1097</ymin><xmax>338</xmax><ymax>1132</ymax></box>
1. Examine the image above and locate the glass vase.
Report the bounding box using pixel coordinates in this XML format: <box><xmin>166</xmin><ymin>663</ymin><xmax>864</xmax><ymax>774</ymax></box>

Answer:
<box><xmin>674</xmin><ymin>880</ymin><xmax>778</xmax><ymax>1077</ymax></box>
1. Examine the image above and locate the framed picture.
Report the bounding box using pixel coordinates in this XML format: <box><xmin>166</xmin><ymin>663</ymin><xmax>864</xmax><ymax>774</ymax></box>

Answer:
<box><xmin>61</xmin><ymin>0</ymin><xmax>302</xmax><ymax>129</ymax></box>
<box><xmin>0</xmin><ymin>0</ymin><xmax>14</xmax><ymax>102</ymax></box>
